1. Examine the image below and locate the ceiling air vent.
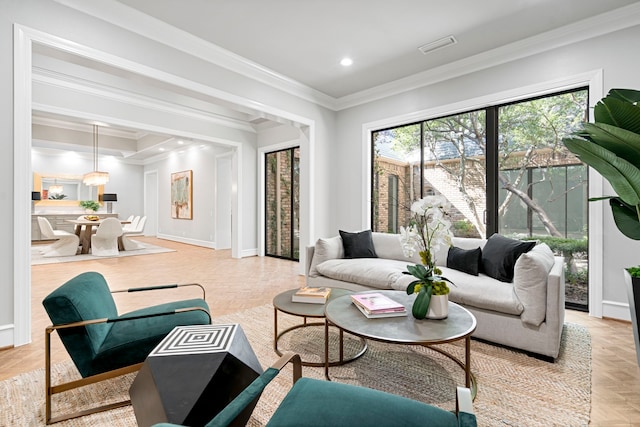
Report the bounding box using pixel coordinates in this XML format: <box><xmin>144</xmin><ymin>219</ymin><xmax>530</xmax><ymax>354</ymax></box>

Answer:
<box><xmin>418</xmin><ymin>35</ymin><xmax>457</xmax><ymax>55</ymax></box>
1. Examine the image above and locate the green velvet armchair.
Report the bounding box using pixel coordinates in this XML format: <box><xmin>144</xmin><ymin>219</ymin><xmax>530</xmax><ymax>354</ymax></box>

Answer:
<box><xmin>153</xmin><ymin>351</ymin><xmax>476</xmax><ymax>427</ymax></box>
<box><xmin>42</xmin><ymin>271</ymin><xmax>212</xmax><ymax>424</ymax></box>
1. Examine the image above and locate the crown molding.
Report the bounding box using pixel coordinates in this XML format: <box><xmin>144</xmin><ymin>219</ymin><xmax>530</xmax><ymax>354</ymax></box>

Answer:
<box><xmin>53</xmin><ymin>0</ymin><xmax>337</xmax><ymax>110</ymax></box>
<box><xmin>335</xmin><ymin>3</ymin><xmax>640</xmax><ymax>110</ymax></box>
<box><xmin>54</xmin><ymin>1</ymin><xmax>640</xmax><ymax>112</ymax></box>
<box><xmin>32</xmin><ymin>115</ymin><xmax>142</xmax><ymax>139</ymax></box>
<box><xmin>32</xmin><ymin>66</ymin><xmax>257</xmax><ymax>133</ymax></box>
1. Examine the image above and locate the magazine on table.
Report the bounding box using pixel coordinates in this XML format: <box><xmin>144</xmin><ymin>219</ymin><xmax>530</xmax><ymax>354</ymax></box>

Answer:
<box><xmin>351</xmin><ymin>292</ymin><xmax>406</xmax><ymax>315</ymax></box>
<box><xmin>353</xmin><ymin>301</ymin><xmax>408</xmax><ymax>318</ymax></box>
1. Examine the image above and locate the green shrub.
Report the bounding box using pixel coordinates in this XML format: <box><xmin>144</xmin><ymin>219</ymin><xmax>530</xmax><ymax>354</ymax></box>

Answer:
<box><xmin>524</xmin><ymin>235</ymin><xmax>588</xmax><ymax>254</ymax></box>
<box><xmin>566</xmin><ymin>269</ymin><xmax>588</xmax><ymax>286</ymax></box>
<box><xmin>452</xmin><ymin>220</ymin><xmax>480</xmax><ymax>238</ymax></box>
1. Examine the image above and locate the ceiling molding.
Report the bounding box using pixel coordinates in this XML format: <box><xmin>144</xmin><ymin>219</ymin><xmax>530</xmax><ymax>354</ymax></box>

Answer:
<box><xmin>334</xmin><ymin>3</ymin><xmax>640</xmax><ymax>110</ymax></box>
<box><xmin>32</xmin><ymin>115</ymin><xmax>142</xmax><ymax>139</ymax></box>
<box><xmin>55</xmin><ymin>0</ymin><xmax>640</xmax><ymax>113</ymax></box>
<box><xmin>53</xmin><ymin>0</ymin><xmax>337</xmax><ymax>110</ymax></box>
<box><xmin>32</xmin><ymin>66</ymin><xmax>257</xmax><ymax>133</ymax></box>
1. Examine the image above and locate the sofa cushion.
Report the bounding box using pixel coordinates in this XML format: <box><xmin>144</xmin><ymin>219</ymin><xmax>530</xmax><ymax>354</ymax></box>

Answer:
<box><xmin>308</xmin><ymin>236</ymin><xmax>344</xmax><ymax>277</ymax></box>
<box><xmin>447</xmin><ymin>246</ymin><xmax>482</xmax><ymax>276</ymax></box>
<box><xmin>371</xmin><ymin>232</ymin><xmax>420</xmax><ymax>263</ymax></box>
<box><xmin>481</xmin><ymin>234</ymin><xmax>536</xmax><ymax>282</ymax></box>
<box><xmin>442</xmin><ymin>267</ymin><xmax>524</xmax><ymax>315</ymax></box>
<box><xmin>316</xmin><ymin>258</ymin><xmax>411</xmax><ymax>290</ymax></box>
<box><xmin>339</xmin><ymin>229</ymin><xmax>378</xmax><ymax>259</ymax></box>
<box><xmin>513</xmin><ymin>243</ymin><xmax>555</xmax><ymax>326</ymax></box>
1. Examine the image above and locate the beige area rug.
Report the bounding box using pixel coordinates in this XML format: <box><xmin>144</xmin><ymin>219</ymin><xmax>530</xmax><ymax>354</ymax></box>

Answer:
<box><xmin>30</xmin><ymin>241</ymin><xmax>175</xmax><ymax>265</ymax></box>
<box><xmin>0</xmin><ymin>305</ymin><xmax>591</xmax><ymax>426</ymax></box>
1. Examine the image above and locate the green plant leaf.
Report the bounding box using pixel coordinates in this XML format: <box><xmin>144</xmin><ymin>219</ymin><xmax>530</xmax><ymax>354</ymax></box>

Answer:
<box><xmin>411</xmin><ymin>285</ymin><xmax>432</xmax><ymax>319</ymax></box>
<box><xmin>406</xmin><ymin>280</ymin><xmax>420</xmax><ymax>295</ymax></box>
<box><xmin>580</xmin><ymin>123</ymin><xmax>640</xmax><ymax>170</ymax></box>
<box><xmin>406</xmin><ymin>263</ymin><xmax>430</xmax><ymax>281</ymax></box>
<box><xmin>610</xmin><ymin>198</ymin><xmax>640</xmax><ymax>240</ymax></box>
<box><xmin>595</xmin><ymin>96</ymin><xmax>640</xmax><ymax>135</ymax></box>
<box><xmin>607</xmin><ymin>88</ymin><xmax>640</xmax><ymax>104</ymax></box>
<box><xmin>563</xmin><ymin>137</ymin><xmax>640</xmax><ymax>206</ymax></box>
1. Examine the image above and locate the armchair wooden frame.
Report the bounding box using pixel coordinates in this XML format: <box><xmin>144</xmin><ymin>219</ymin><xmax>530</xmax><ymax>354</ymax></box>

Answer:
<box><xmin>45</xmin><ymin>283</ymin><xmax>210</xmax><ymax>425</ymax></box>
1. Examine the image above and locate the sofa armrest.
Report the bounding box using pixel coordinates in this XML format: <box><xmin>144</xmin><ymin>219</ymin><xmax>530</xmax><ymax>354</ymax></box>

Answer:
<box><xmin>545</xmin><ymin>256</ymin><xmax>565</xmax><ymax>330</ymax></box>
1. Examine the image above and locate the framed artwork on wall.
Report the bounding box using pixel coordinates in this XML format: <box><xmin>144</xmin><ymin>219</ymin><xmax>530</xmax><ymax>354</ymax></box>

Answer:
<box><xmin>171</xmin><ymin>170</ymin><xmax>193</xmax><ymax>219</ymax></box>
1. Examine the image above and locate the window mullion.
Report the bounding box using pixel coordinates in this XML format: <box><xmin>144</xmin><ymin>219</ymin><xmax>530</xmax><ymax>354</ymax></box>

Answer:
<box><xmin>486</xmin><ymin>107</ymin><xmax>498</xmax><ymax>238</ymax></box>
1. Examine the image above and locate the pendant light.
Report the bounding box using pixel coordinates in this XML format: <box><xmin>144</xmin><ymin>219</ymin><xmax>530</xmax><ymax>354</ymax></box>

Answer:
<box><xmin>48</xmin><ymin>179</ymin><xmax>63</xmax><ymax>195</ymax></box>
<box><xmin>83</xmin><ymin>124</ymin><xmax>109</xmax><ymax>186</ymax></box>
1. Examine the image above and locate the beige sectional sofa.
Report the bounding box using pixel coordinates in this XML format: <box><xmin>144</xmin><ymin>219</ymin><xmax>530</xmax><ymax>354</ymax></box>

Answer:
<box><xmin>305</xmin><ymin>232</ymin><xmax>565</xmax><ymax>360</ymax></box>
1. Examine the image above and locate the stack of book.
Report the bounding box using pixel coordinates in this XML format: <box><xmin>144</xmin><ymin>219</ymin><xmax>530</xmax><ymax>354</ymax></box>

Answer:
<box><xmin>291</xmin><ymin>287</ymin><xmax>332</xmax><ymax>304</ymax></box>
<box><xmin>351</xmin><ymin>293</ymin><xmax>407</xmax><ymax>318</ymax></box>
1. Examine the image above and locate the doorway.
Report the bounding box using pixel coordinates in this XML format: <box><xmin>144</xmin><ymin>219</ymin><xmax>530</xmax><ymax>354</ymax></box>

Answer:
<box><xmin>216</xmin><ymin>154</ymin><xmax>232</xmax><ymax>249</ymax></box>
<box><xmin>265</xmin><ymin>147</ymin><xmax>300</xmax><ymax>261</ymax></box>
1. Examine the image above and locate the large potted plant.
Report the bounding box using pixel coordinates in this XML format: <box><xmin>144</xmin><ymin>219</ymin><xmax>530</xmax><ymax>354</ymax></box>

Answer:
<box><xmin>563</xmin><ymin>88</ymin><xmax>640</xmax><ymax>365</ymax></box>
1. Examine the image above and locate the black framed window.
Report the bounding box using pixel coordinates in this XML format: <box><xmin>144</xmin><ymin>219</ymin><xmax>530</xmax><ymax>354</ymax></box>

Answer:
<box><xmin>371</xmin><ymin>88</ymin><xmax>589</xmax><ymax>309</ymax></box>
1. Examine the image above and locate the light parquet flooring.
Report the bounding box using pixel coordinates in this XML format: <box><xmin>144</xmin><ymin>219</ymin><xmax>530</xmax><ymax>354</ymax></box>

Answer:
<box><xmin>1</xmin><ymin>237</ymin><xmax>639</xmax><ymax>426</ymax></box>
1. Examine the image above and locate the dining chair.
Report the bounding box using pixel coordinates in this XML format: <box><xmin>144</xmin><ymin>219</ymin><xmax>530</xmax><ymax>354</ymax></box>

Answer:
<box><xmin>121</xmin><ymin>216</ymin><xmax>148</xmax><ymax>250</ymax></box>
<box><xmin>91</xmin><ymin>218</ymin><xmax>123</xmax><ymax>256</ymax></box>
<box><xmin>36</xmin><ymin>217</ymin><xmax>79</xmax><ymax>257</ymax></box>
<box><xmin>123</xmin><ymin>215</ymin><xmax>141</xmax><ymax>233</ymax></box>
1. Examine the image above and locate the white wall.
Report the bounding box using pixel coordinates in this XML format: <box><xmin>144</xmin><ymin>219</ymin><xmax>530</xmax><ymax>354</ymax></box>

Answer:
<box><xmin>333</xmin><ymin>24</ymin><xmax>640</xmax><ymax>321</ymax></box>
<box><xmin>3</xmin><ymin>0</ymin><xmax>336</xmax><ymax>347</ymax></box>
<box><xmin>31</xmin><ymin>149</ymin><xmax>144</xmax><ymax>217</ymax></box>
<box><xmin>146</xmin><ymin>144</ymin><xmax>231</xmax><ymax>248</ymax></box>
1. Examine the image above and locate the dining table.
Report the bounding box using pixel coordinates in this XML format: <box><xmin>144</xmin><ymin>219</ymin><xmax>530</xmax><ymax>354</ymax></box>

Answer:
<box><xmin>66</xmin><ymin>218</ymin><xmax>131</xmax><ymax>254</ymax></box>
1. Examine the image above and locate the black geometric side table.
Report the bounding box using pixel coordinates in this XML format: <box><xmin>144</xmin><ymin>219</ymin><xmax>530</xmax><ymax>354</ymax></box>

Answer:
<box><xmin>129</xmin><ymin>324</ymin><xmax>263</xmax><ymax>427</ymax></box>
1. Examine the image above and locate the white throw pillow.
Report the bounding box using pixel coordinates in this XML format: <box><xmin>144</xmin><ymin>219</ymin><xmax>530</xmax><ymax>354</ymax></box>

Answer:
<box><xmin>308</xmin><ymin>236</ymin><xmax>344</xmax><ymax>277</ymax></box>
<box><xmin>513</xmin><ymin>243</ymin><xmax>555</xmax><ymax>326</ymax></box>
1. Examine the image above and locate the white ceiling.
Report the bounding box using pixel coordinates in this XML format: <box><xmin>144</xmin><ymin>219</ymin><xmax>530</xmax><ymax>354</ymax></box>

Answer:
<box><xmin>115</xmin><ymin>0</ymin><xmax>640</xmax><ymax>98</ymax></box>
<box><xmin>34</xmin><ymin>0</ymin><xmax>640</xmax><ymax>161</ymax></box>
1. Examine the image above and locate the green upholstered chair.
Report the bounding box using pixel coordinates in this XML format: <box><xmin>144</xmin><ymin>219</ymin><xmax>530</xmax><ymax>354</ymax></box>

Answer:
<box><xmin>152</xmin><ymin>352</ymin><xmax>476</xmax><ymax>427</ymax></box>
<box><xmin>42</xmin><ymin>271</ymin><xmax>211</xmax><ymax>424</ymax></box>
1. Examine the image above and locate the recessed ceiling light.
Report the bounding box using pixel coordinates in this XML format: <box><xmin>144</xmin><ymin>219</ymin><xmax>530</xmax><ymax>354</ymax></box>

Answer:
<box><xmin>340</xmin><ymin>57</ymin><xmax>353</xmax><ymax>67</ymax></box>
<box><xmin>177</xmin><ymin>140</ymin><xmax>184</xmax><ymax>145</ymax></box>
<box><xmin>418</xmin><ymin>35</ymin><xmax>457</xmax><ymax>55</ymax></box>
<box><xmin>159</xmin><ymin>148</ymin><xmax>165</xmax><ymax>152</ymax></box>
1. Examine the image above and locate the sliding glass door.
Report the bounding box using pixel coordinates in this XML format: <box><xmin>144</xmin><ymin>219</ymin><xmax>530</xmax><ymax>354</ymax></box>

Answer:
<box><xmin>265</xmin><ymin>147</ymin><xmax>300</xmax><ymax>261</ymax></box>
<box><xmin>372</xmin><ymin>88</ymin><xmax>589</xmax><ymax>309</ymax></box>
<box><xmin>497</xmin><ymin>91</ymin><xmax>589</xmax><ymax>309</ymax></box>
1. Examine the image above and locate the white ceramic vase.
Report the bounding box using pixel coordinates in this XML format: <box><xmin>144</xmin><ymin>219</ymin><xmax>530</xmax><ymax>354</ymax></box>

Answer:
<box><xmin>426</xmin><ymin>294</ymin><xmax>449</xmax><ymax>319</ymax></box>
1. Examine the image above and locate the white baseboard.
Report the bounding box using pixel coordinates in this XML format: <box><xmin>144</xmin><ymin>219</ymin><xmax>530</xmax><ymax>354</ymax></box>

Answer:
<box><xmin>602</xmin><ymin>299</ymin><xmax>631</xmax><ymax>321</ymax></box>
<box><xmin>156</xmin><ymin>233</ymin><xmax>215</xmax><ymax>249</ymax></box>
<box><xmin>0</xmin><ymin>324</ymin><xmax>14</xmax><ymax>349</ymax></box>
<box><xmin>241</xmin><ymin>248</ymin><xmax>258</xmax><ymax>257</ymax></box>
<box><xmin>156</xmin><ymin>234</ymin><xmax>258</xmax><ymax>258</ymax></box>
